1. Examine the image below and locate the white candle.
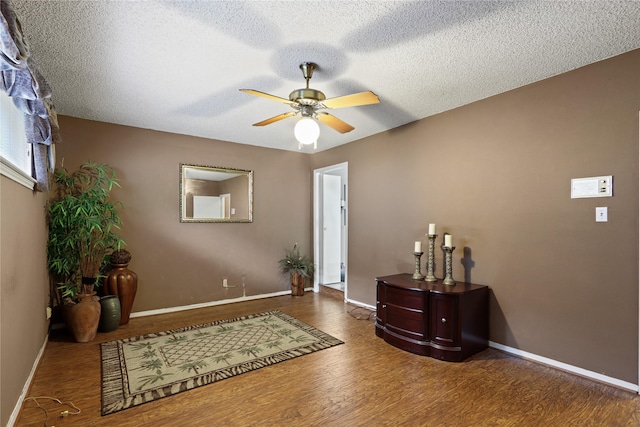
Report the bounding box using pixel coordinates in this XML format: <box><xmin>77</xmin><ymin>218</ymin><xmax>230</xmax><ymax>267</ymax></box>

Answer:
<box><xmin>414</xmin><ymin>241</ymin><xmax>422</xmax><ymax>252</ymax></box>
<box><xmin>444</xmin><ymin>234</ymin><xmax>452</xmax><ymax>248</ymax></box>
<box><xmin>428</xmin><ymin>223</ymin><xmax>436</xmax><ymax>235</ymax></box>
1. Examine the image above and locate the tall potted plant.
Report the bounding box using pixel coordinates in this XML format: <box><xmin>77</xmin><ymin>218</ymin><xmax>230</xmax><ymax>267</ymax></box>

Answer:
<box><xmin>47</xmin><ymin>161</ymin><xmax>125</xmax><ymax>342</ymax></box>
<box><xmin>278</xmin><ymin>243</ymin><xmax>315</xmax><ymax>296</ymax></box>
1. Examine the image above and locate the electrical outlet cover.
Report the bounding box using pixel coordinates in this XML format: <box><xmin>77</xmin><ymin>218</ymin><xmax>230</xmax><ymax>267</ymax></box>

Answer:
<box><xmin>596</xmin><ymin>207</ymin><xmax>608</xmax><ymax>222</ymax></box>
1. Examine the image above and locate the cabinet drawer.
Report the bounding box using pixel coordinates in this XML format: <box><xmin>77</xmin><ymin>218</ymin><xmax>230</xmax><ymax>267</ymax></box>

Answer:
<box><xmin>430</xmin><ymin>294</ymin><xmax>460</xmax><ymax>346</ymax></box>
<box><xmin>386</xmin><ymin>285</ymin><xmax>427</xmax><ymax>311</ymax></box>
<box><xmin>386</xmin><ymin>306</ymin><xmax>426</xmax><ymax>339</ymax></box>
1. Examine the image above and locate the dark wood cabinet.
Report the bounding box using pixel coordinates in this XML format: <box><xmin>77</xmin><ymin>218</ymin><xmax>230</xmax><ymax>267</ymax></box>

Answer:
<box><xmin>375</xmin><ymin>273</ymin><xmax>489</xmax><ymax>362</ymax></box>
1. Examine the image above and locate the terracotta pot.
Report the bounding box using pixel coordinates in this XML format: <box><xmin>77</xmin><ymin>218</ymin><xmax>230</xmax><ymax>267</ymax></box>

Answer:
<box><xmin>291</xmin><ymin>272</ymin><xmax>306</xmax><ymax>296</ymax></box>
<box><xmin>105</xmin><ymin>263</ymin><xmax>138</xmax><ymax>325</ymax></box>
<box><xmin>65</xmin><ymin>292</ymin><xmax>101</xmax><ymax>342</ymax></box>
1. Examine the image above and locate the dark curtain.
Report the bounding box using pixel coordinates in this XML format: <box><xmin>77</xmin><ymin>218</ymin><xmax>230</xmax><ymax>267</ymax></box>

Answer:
<box><xmin>1</xmin><ymin>0</ymin><xmax>60</xmax><ymax>191</ymax></box>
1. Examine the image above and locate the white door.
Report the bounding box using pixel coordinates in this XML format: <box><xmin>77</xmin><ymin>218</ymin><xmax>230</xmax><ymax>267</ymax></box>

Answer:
<box><xmin>322</xmin><ymin>174</ymin><xmax>342</xmax><ymax>284</ymax></box>
<box><xmin>314</xmin><ymin>162</ymin><xmax>348</xmax><ymax>296</ymax></box>
<box><xmin>193</xmin><ymin>195</ymin><xmax>221</xmax><ymax>219</ymax></box>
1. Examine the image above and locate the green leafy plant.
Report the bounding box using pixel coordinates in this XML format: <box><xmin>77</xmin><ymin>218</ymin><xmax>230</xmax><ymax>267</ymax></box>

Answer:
<box><xmin>278</xmin><ymin>243</ymin><xmax>315</xmax><ymax>278</ymax></box>
<box><xmin>47</xmin><ymin>161</ymin><xmax>125</xmax><ymax>300</ymax></box>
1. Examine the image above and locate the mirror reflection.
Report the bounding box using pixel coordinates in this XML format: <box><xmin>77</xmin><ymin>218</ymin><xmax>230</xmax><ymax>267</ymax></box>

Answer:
<box><xmin>180</xmin><ymin>164</ymin><xmax>253</xmax><ymax>223</ymax></box>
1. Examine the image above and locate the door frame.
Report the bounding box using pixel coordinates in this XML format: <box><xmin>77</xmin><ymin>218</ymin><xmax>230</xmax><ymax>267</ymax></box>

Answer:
<box><xmin>313</xmin><ymin>162</ymin><xmax>348</xmax><ymax>297</ymax></box>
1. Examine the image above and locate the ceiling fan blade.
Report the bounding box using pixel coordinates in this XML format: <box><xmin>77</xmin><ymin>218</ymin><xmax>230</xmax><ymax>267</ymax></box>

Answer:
<box><xmin>316</xmin><ymin>112</ymin><xmax>355</xmax><ymax>134</ymax></box>
<box><xmin>240</xmin><ymin>89</ymin><xmax>295</xmax><ymax>105</ymax></box>
<box><xmin>322</xmin><ymin>91</ymin><xmax>380</xmax><ymax>109</ymax></box>
<box><xmin>252</xmin><ymin>111</ymin><xmax>297</xmax><ymax>126</ymax></box>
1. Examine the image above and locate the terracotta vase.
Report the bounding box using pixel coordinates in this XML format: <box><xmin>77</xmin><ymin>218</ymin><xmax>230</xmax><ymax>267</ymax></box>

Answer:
<box><xmin>291</xmin><ymin>272</ymin><xmax>305</xmax><ymax>296</ymax></box>
<box><xmin>66</xmin><ymin>292</ymin><xmax>101</xmax><ymax>342</ymax></box>
<box><xmin>105</xmin><ymin>263</ymin><xmax>138</xmax><ymax>325</ymax></box>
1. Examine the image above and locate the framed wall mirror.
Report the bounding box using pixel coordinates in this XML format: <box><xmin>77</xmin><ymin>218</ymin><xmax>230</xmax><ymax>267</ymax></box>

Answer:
<box><xmin>180</xmin><ymin>164</ymin><xmax>253</xmax><ymax>223</ymax></box>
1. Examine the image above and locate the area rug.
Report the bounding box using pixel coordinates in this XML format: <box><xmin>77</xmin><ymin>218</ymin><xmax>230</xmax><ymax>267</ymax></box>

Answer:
<box><xmin>100</xmin><ymin>310</ymin><xmax>343</xmax><ymax>415</ymax></box>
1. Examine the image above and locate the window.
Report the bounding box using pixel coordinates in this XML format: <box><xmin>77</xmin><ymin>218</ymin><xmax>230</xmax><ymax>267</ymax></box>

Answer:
<box><xmin>0</xmin><ymin>89</ymin><xmax>35</xmax><ymax>189</ymax></box>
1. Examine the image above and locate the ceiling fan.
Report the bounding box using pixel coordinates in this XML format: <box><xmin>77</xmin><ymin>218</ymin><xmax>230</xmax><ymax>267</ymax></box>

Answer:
<box><xmin>240</xmin><ymin>62</ymin><xmax>380</xmax><ymax>148</ymax></box>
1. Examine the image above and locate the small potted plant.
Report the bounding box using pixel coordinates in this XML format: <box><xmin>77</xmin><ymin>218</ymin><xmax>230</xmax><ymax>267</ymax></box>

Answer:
<box><xmin>47</xmin><ymin>161</ymin><xmax>125</xmax><ymax>342</ymax></box>
<box><xmin>278</xmin><ymin>243</ymin><xmax>315</xmax><ymax>296</ymax></box>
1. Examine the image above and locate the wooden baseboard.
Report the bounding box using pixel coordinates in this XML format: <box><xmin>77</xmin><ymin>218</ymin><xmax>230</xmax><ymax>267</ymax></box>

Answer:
<box><xmin>7</xmin><ymin>336</ymin><xmax>48</xmax><ymax>427</ymax></box>
<box><xmin>490</xmin><ymin>341</ymin><xmax>638</xmax><ymax>393</ymax></box>
<box><xmin>130</xmin><ymin>290</ymin><xmax>295</xmax><ymax>319</ymax></box>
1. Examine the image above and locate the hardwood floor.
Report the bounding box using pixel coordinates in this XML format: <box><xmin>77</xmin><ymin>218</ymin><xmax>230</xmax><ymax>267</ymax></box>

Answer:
<box><xmin>15</xmin><ymin>293</ymin><xmax>640</xmax><ymax>426</ymax></box>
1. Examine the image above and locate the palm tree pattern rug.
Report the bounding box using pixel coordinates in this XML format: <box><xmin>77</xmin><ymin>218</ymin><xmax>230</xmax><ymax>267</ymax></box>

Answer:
<box><xmin>100</xmin><ymin>310</ymin><xmax>343</xmax><ymax>415</ymax></box>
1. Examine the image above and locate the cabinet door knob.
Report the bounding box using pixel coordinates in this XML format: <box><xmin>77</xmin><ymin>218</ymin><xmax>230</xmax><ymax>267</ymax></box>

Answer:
<box><xmin>441</xmin><ymin>317</ymin><xmax>447</xmax><ymax>323</ymax></box>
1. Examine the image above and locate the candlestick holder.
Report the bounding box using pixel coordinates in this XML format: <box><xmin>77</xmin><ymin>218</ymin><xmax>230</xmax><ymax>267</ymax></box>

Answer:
<box><xmin>425</xmin><ymin>234</ymin><xmax>437</xmax><ymax>282</ymax></box>
<box><xmin>412</xmin><ymin>251</ymin><xmax>425</xmax><ymax>280</ymax></box>
<box><xmin>443</xmin><ymin>246</ymin><xmax>456</xmax><ymax>285</ymax></box>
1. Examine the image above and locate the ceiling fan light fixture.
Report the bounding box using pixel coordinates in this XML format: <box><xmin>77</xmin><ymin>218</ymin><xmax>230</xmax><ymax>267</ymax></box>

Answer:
<box><xmin>294</xmin><ymin>116</ymin><xmax>320</xmax><ymax>146</ymax></box>
<box><xmin>241</xmin><ymin>61</ymin><xmax>379</xmax><ymax>148</ymax></box>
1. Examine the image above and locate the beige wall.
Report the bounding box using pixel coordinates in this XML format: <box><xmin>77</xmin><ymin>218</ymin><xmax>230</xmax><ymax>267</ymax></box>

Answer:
<box><xmin>0</xmin><ymin>177</ymin><xmax>49</xmax><ymax>426</ymax></box>
<box><xmin>222</xmin><ymin>175</ymin><xmax>250</xmax><ymax>219</ymax></box>
<box><xmin>312</xmin><ymin>50</ymin><xmax>640</xmax><ymax>383</ymax></box>
<box><xmin>54</xmin><ymin>118</ymin><xmax>313</xmax><ymax>311</ymax></box>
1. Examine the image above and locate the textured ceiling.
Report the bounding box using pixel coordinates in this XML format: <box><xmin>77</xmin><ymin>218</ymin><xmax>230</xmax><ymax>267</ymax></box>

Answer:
<box><xmin>11</xmin><ymin>1</ymin><xmax>640</xmax><ymax>153</ymax></box>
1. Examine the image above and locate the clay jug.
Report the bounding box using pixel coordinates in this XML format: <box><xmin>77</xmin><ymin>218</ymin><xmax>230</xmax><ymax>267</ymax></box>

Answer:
<box><xmin>67</xmin><ymin>292</ymin><xmax>101</xmax><ymax>342</ymax></box>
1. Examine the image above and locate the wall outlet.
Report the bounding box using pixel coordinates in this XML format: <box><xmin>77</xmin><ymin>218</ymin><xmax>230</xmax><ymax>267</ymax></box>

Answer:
<box><xmin>46</xmin><ymin>306</ymin><xmax>52</xmax><ymax>319</ymax></box>
<box><xmin>222</xmin><ymin>278</ymin><xmax>228</xmax><ymax>287</ymax></box>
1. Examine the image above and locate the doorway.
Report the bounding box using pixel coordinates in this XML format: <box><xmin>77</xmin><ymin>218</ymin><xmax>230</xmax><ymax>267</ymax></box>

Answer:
<box><xmin>313</xmin><ymin>162</ymin><xmax>348</xmax><ymax>299</ymax></box>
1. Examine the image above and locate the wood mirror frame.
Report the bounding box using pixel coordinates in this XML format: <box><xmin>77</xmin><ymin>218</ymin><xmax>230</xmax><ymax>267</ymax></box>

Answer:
<box><xmin>180</xmin><ymin>164</ymin><xmax>253</xmax><ymax>223</ymax></box>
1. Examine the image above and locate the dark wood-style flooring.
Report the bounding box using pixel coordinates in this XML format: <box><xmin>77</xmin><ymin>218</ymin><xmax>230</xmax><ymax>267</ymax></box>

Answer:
<box><xmin>15</xmin><ymin>292</ymin><xmax>640</xmax><ymax>426</ymax></box>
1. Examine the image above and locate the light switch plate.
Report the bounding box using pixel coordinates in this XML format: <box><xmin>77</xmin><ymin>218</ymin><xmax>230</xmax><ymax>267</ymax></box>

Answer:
<box><xmin>596</xmin><ymin>207</ymin><xmax>608</xmax><ymax>222</ymax></box>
